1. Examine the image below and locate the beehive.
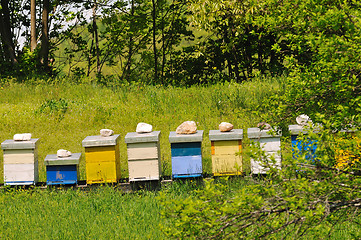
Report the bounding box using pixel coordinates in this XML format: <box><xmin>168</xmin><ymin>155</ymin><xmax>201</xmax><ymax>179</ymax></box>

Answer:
<box><xmin>1</xmin><ymin>138</ymin><xmax>39</xmax><ymax>185</ymax></box>
<box><xmin>289</xmin><ymin>125</ymin><xmax>317</xmax><ymax>161</ymax></box>
<box><xmin>247</xmin><ymin>128</ymin><xmax>281</xmax><ymax>174</ymax></box>
<box><xmin>209</xmin><ymin>129</ymin><xmax>243</xmax><ymax>176</ymax></box>
<box><xmin>44</xmin><ymin>153</ymin><xmax>81</xmax><ymax>185</ymax></box>
<box><xmin>335</xmin><ymin>129</ymin><xmax>359</xmax><ymax>169</ymax></box>
<box><xmin>169</xmin><ymin>131</ymin><xmax>203</xmax><ymax>178</ymax></box>
<box><xmin>82</xmin><ymin>134</ymin><xmax>120</xmax><ymax>184</ymax></box>
<box><xmin>124</xmin><ymin>131</ymin><xmax>161</xmax><ymax>182</ymax></box>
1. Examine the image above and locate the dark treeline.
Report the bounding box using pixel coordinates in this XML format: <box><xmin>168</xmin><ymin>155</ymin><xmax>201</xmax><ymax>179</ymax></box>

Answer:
<box><xmin>0</xmin><ymin>0</ymin><xmax>360</xmax><ymax>87</ymax></box>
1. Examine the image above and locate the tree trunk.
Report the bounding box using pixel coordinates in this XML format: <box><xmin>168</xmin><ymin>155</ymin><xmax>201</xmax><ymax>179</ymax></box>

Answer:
<box><xmin>0</xmin><ymin>0</ymin><xmax>17</xmax><ymax>63</ymax></box>
<box><xmin>40</xmin><ymin>0</ymin><xmax>49</xmax><ymax>68</ymax></box>
<box><xmin>229</xmin><ymin>17</ymin><xmax>240</xmax><ymax>82</ymax></box>
<box><xmin>223</xmin><ymin>28</ymin><xmax>233</xmax><ymax>79</ymax></box>
<box><xmin>152</xmin><ymin>0</ymin><xmax>158</xmax><ymax>83</ymax></box>
<box><xmin>30</xmin><ymin>0</ymin><xmax>37</xmax><ymax>51</ymax></box>
<box><xmin>93</xmin><ymin>0</ymin><xmax>100</xmax><ymax>74</ymax></box>
<box><xmin>87</xmin><ymin>39</ymin><xmax>94</xmax><ymax>77</ymax></box>
<box><xmin>160</xmin><ymin>0</ymin><xmax>165</xmax><ymax>82</ymax></box>
<box><xmin>124</xmin><ymin>0</ymin><xmax>135</xmax><ymax>81</ymax></box>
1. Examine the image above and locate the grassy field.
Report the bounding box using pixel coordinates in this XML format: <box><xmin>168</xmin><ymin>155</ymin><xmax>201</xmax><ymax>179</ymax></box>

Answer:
<box><xmin>0</xmin><ymin>182</ymin><xmax>195</xmax><ymax>239</ymax></box>
<box><xmin>0</xmin><ymin>78</ymin><xmax>283</xmax><ymax>182</ymax></box>
<box><xmin>0</xmin><ymin>78</ymin><xmax>283</xmax><ymax>238</ymax></box>
<box><xmin>2</xmin><ymin>79</ymin><xmax>359</xmax><ymax>239</ymax></box>
<box><xmin>1</xmin><ymin>178</ymin><xmax>360</xmax><ymax>239</ymax></box>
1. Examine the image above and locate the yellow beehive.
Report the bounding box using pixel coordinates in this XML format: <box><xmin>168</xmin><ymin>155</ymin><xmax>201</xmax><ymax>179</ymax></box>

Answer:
<box><xmin>82</xmin><ymin>135</ymin><xmax>121</xmax><ymax>184</ymax></box>
<box><xmin>335</xmin><ymin>132</ymin><xmax>360</xmax><ymax>169</ymax></box>
<box><xmin>125</xmin><ymin>131</ymin><xmax>161</xmax><ymax>181</ymax></box>
<box><xmin>209</xmin><ymin>129</ymin><xmax>243</xmax><ymax>176</ymax></box>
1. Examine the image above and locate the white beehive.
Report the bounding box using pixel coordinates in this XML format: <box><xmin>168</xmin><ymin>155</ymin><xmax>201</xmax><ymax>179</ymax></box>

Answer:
<box><xmin>247</xmin><ymin>128</ymin><xmax>281</xmax><ymax>174</ymax></box>
<box><xmin>124</xmin><ymin>131</ymin><xmax>161</xmax><ymax>181</ymax></box>
<box><xmin>1</xmin><ymin>138</ymin><xmax>40</xmax><ymax>185</ymax></box>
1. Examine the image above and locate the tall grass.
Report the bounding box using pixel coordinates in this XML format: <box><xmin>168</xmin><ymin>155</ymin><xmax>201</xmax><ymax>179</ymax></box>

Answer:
<box><xmin>0</xmin><ymin>77</ymin><xmax>284</xmax><ymax>182</ymax></box>
<box><xmin>0</xmin><ymin>78</ymin><xmax>359</xmax><ymax>239</ymax></box>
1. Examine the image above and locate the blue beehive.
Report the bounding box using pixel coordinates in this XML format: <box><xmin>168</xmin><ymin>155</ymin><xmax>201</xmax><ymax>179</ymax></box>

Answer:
<box><xmin>44</xmin><ymin>153</ymin><xmax>81</xmax><ymax>185</ymax></box>
<box><xmin>289</xmin><ymin>125</ymin><xmax>317</xmax><ymax>161</ymax></box>
<box><xmin>169</xmin><ymin>131</ymin><xmax>203</xmax><ymax>178</ymax></box>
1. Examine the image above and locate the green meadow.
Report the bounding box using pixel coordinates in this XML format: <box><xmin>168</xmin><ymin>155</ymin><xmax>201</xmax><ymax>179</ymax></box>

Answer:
<box><xmin>0</xmin><ymin>79</ymin><xmax>359</xmax><ymax>239</ymax></box>
<box><xmin>0</xmin><ymin>78</ymin><xmax>283</xmax><ymax>181</ymax></box>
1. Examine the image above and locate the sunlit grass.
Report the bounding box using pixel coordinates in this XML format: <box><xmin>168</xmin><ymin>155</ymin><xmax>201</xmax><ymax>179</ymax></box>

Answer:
<box><xmin>0</xmin><ymin>78</ymin><xmax>283</xmax><ymax>182</ymax></box>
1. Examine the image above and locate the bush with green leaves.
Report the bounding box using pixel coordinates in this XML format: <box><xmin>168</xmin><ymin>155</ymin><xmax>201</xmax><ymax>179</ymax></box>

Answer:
<box><xmin>159</xmin><ymin>125</ymin><xmax>361</xmax><ymax>239</ymax></box>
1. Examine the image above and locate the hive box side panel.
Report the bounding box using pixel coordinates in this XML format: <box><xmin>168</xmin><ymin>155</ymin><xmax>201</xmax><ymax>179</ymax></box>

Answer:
<box><xmin>291</xmin><ymin>135</ymin><xmax>317</xmax><ymax>160</ymax></box>
<box><xmin>171</xmin><ymin>142</ymin><xmax>202</xmax><ymax>157</ymax></box>
<box><xmin>213</xmin><ymin>140</ymin><xmax>240</xmax><ymax>155</ymax></box>
<box><xmin>85</xmin><ymin>146</ymin><xmax>117</xmax><ymax>163</ymax></box>
<box><xmin>212</xmin><ymin>155</ymin><xmax>242</xmax><ymax>174</ymax></box>
<box><xmin>46</xmin><ymin>165</ymin><xmax>78</xmax><ymax>184</ymax></box>
<box><xmin>171</xmin><ymin>155</ymin><xmax>202</xmax><ymax>175</ymax></box>
<box><xmin>115</xmin><ymin>144</ymin><xmax>121</xmax><ymax>180</ymax></box>
<box><xmin>259</xmin><ymin>138</ymin><xmax>281</xmax><ymax>152</ymax></box>
<box><xmin>128</xmin><ymin>159</ymin><xmax>160</xmax><ymax>181</ymax></box>
<box><xmin>157</xmin><ymin>141</ymin><xmax>162</xmax><ymax>176</ymax></box>
<box><xmin>127</xmin><ymin>142</ymin><xmax>158</xmax><ymax>160</ymax></box>
<box><xmin>3</xmin><ymin>149</ymin><xmax>35</xmax><ymax>164</ymax></box>
<box><xmin>251</xmin><ymin>152</ymin><xmax>281</xmax><ymax>174</ymax></box>
<box><xmin>34</xmin><ymin>160</ymin><xmax>39</xmax><ymax>183</ymax></box>
<box><xmin>4</xmin><ymin>163</ymin><xmax>36</xmax><ymax>183</ymax></box>
<box><xmin>86</xmin><ymin>162</ymin><xmax>117</xmax><ymax>184</ymax></box>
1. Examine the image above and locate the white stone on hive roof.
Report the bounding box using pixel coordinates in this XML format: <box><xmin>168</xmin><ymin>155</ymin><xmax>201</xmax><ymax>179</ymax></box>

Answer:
<box><xmin>296</xmin><ymin>114</ymin><xmax>312</xmax><ymax>126</ymax></box>
<box><xmin>219</xmin><ymin>122</ymin><xmax>233</xmax><ymax>132</ymax></box>
<box><xmin>13</xmin><ymin>133</ymin><xmax>32</xmax><ymax>141</ymax></box>
<box><xmin>57</xmin><ymin>149</ymin><xmax>72</xmax><ymax>158</ymax></box>
<box><xmin>136</xmin><ymin>122</ymin><xmax>153</xmax><ymax>133</ymax></box>
<box><xmin>176</xmin><ymin>121</ymin><xmax>197</xmax><ymax>134</ymax></box>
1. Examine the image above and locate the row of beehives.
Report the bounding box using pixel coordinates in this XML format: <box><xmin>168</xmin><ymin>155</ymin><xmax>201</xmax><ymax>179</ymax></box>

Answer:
<box><xmin>0</xmin><ymin>124</ymin><xmax>316</xmax><ymax>186</ymax></box>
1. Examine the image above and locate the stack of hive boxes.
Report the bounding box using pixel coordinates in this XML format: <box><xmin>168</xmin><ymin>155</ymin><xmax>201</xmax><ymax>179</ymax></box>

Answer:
<box><xmin>82</xmin><ymin>134</ymin><xmax>121</xmax><ymax>184</ymax></box>
<box><xmin>289</xmin><ymin>124</ymin><xmax>318</xmax><ymax>161</ymax></box>
<box><xmin>1</xmin><ymin>138</ymin><xmax>40</xmax><ymax>185</ymax></box>
<box><xmin>209</xmin><ymin>129</ymin><xmax>243</xmax><ymax>176</ymax></box>
<box><xmin>247</xmin><ymin>127</ymin><xmax>282</xmax><ymax>174</ymax></box>
<box><xmin>125</xmin><ymin>131</ymin><xmax>161</xmax><ymax>182</ymax></box>
<box><xmin>44</xmin><ymin>152</ymin><xmax>81</xmax><ymax>185</ymax></box>
<box><xmin>169</xmin><ymin>131</ymin><xmax>204</xmax><ymax>178</ymax></box>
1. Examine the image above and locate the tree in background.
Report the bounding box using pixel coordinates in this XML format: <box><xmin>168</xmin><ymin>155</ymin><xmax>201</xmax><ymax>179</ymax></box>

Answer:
<box><xmin>0</xmin><ymin>0</ymin><xmax>18</xmax><ymax>65</ymax></box>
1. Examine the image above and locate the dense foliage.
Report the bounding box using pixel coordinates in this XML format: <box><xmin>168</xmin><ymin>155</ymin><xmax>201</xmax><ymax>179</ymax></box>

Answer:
<box><xmin>1</xmin><ymin>0</ymin><xmax>359</xmax><ymax>88</ymax></box>
<box><xmin>159</xmin><ymin>128</ymin><xmax>361</xmax><ymax>239</ymax></box>
<box><xmin>157</xmin><ymin>0</ymin><xmax>361</xmax><ymax>238</ymax></box>
<box><xmin>1</xmin><ymin>0</ymin><xmax>360</xmax><ymax>238</ymax></box>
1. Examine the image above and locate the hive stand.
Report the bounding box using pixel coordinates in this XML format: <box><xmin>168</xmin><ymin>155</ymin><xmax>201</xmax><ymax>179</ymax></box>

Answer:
<box><xmin>44</xmin><ymin>153</ymin><xmax>81</xmax><ymax>185</ymax></box>
<box><xmin>82</xmin><ymin>134</ymin><xmax>121</xmax><ymax>184</ymax></box>
<box><xmin>124</xmin><ymin>131</ymin><xmax>161</xmax><ymax>182</ymax></box>
<box><xmin>247</xmin><ymin>128</ymin><xmax>282</xmax><ymax>174</ymax></box>
<box><xmin>1</xmin><ymin>138</ymin><xmax>40</xmax><ymax>185</ymax></box>
<box><xmin>169</xmin><ymin>131</ymin><xmax>204</xmax><ymax>179</ymax></box>
<box><xmin>209</xmin><ymin>129</ymin><xmax>243</xmax><ymax>176</ymax></box>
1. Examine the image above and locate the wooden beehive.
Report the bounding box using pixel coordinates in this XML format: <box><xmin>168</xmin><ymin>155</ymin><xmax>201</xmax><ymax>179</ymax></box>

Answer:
<box><xmin>209</xmin><ymin>129</ymin><xmax>243</xmax><ymax>176</ymax></box>
<box><xmin>44</xmin><ymin>153</ymin><xmax>81</xmax><ymax>185</ymax></box>
<box><xmin>124</xmin><ymin>131</ymin><xmax>161</xmax><ymax>182</ymax></box>
<box><xmin>169</xmin><ymin>131</ymin><xmax>203</xmax><ymax>179</ymax></box>
<box><xmin>1</xmin><ymin>138</ymin><xmax>40</xmax><ymax>185</ymax></box>
<box><xmin>289</xmin><ymin>125</ymin><xmax>318</xmax><ymax>161</ymax></box>
<box><xmin>247</xmin><ymin>128</ymin><xmax>281</xmax><ymax>174</ymax></box>
<box><xmin>82</xmin><ymin>134</ymin><xmax>120</xmax><ymax>184</ymax></box>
